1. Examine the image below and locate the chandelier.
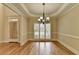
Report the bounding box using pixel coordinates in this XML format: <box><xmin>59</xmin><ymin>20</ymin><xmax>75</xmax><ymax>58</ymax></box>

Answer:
<box><xmin>38</xmin><ymin>3</ymin><xmax>50</xmax><ymax>24</ymax></box>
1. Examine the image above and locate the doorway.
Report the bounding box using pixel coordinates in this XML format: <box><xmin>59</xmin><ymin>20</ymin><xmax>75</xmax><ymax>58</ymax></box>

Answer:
<box><xmin>8</xmin><ymin>18</ymin><xmax>20</xmax><ymax>42</ymax></box>
<box><xmin>34</xmin><ymin>23</ymin><xmax>51</xmax><ymax>40</ymax></box>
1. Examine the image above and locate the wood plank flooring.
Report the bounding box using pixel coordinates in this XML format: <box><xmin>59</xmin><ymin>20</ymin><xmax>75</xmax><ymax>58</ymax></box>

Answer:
<box><xmin>0</xmin><ymin>42</ymin><xmax>75</xmax><ymax>55</ymax></box>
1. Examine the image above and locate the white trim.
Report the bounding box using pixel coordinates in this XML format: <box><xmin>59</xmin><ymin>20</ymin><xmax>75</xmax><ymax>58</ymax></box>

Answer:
<box><xmin>20</xmin><ymin>3</ymin><xmax>70</xmax><ymax>17</ymax></box>
<box><xmin>0</xmin><ymin>41</ymin><xmax>9</xmax><ymax>43</ymax></box>
<box><xmin>7</xmin><ymin>39</ymin><xmax>20</xmax><ymax>42</ymax></box>
<box><xmin>0</xmin><ymin>41</ymin><xmax>4</xmax><ymax>43</ymax></box>
<box><xmin>51</xmin><ymin>3</ymin><xmax>69</xmax><ymax>16</ymax></box>
<box><xmin>20</xmin><ymin>40</ymin><xmax>28</xmax><ymax>46</ymax></box>
<box><xmin>59</xmin><ymin>33</ymin><xmax>79</xmax><ymax>40</ymax></box>
<box><xmin>3</xmin><ymin>3</ymin><xmax>79</xmax><ymax>17</ymax></box>
<box><xmin>3</xmin><ymin>3</ymin><xmax>22</xmax><ymax>15</ymax></box>
<box><xmin>52</xmin><ymin>39</ymin><xmax>57</xmax><ymax>41</ymax></box>
<box><xmin>58</xmin><ymin>4</ymin><xmax>79</xmax><ymax>17</ymax></box>
<box><xmin>57</xmin><ymin>40</ymin><xmax>79</xmax><ymax>55</ymax></box>
<box><xmin>8</xmin><ymin>19</ymin><xmax>18</xmax><ymax>22</ymax></box>
<box><xmin>20</xmin><ymin>3</ymin><xmax>38</xmax><ymax>17</ymax></box>
<box><xmin>8</xmin><ymin>17</ymin><xmax>20</xmax><ymax>42</ymax></box>
<box><xmin>0</xmin><ymin>40</ymin><xmax>20</xmax><ymax>43</ymax></box>
<box><xmin>28</xmin><ymin>39</ymin><xmax>57</xmax><ymax>41</ymax></box>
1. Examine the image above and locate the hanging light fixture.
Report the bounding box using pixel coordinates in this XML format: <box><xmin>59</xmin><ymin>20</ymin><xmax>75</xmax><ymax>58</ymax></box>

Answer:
<box><xmin>38</xmin><ymin>3</ymin><xmax>50</xmax><ymax>24</ymax></box>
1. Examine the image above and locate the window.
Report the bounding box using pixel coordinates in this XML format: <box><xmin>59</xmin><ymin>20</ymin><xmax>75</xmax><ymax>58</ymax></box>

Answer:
<box><xmin>34</xmin><ymin>23</ymin><xmax>51</xmax><ymax>39</ymax></box>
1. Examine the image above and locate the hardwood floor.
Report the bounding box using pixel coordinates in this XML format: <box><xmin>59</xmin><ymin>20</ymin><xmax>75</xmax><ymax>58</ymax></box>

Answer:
<box><xmin>0</xmin><ymin>42</ymin><xmax>75</xmax><ymax>55</ymax></box>
<box><xmin>0</xmin><ymin>42</ymin><xmax>20</xmax><ymax>55</ymax></box>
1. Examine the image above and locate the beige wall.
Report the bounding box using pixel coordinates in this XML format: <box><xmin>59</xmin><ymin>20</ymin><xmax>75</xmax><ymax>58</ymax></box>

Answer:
<box><xmin>0</xmin><ymin>4</ymin><xmax>21</xmax><ymax>43</ymax></box>
<box><xmin>0</xmin><ymin>4</ymin><xmax>28</xmax><ymax>45</ymax></box>
<box><xmin>27</xmin><ymin>16</ymin><xmax>57</xmax><ymax>40</ymax></box>
<box><xmin>0</xmin><ymin>4</ymin><xmax>4</xmax><ymax>42</ymax></box>
<box><xmin>3</xmin><ymin>5</ymin><xmax>28</xmax><ymax>45</ymax></box>
<box><xmin>58</xmin><ymin>4</ymin><xmax>79</xmax><ymax>54</ymax></box>
<box><xmin>20</xmin><ymin>15</ymin><xmax>28</xmax><ymax>45</ymax></box>
<box><xmin>50</xmin><ymin>17</ymin><xmax>57</xmax><ymax>40</ymax></box>
<box><xmin>3</xmin><ymin>5</ymin><xmax>20</xmax><ymax>42</ymax></box>
<box><xmin>27</xmin><ymin>17</ymin><xmax>37</xmax><ymax>39</ymax></box>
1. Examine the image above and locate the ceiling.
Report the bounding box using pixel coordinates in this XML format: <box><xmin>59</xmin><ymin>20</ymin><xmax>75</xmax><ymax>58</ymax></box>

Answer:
<box><xmin>23</xmin><ymin>3</ymin><xmax>64</xmax><ymax>16</ymax></box>
<box><xmin>3</xmin><ymin>3</ymin><xmax>77</xmax><ymax>17</ymax></box>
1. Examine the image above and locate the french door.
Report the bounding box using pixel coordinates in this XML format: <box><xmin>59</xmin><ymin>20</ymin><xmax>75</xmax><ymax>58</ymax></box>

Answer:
<box><xmin>34</xmin><ymin>23</ymin><xmax>51</xmax><ymax>39</ymax></box>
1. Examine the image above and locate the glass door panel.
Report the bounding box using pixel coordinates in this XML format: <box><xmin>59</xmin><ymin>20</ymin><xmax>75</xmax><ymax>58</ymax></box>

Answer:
<box><xmin>34</xmin><ymin>23</ymin><xmax>51</xmax><ymax>39</ymax></box>
<box><xmin>46</xmin><ymin>24</ymin><xmax>51</xmax><ymax>39</ymax></box>
<box><xmin>34</xmin><ymin>23</ymin><xmax>39</xmax><ymax>39</ymax></box>
<box><xmin>40</xmin><ymin>23</ymin><xmax>45</xmax><ymax>39</ymax></box>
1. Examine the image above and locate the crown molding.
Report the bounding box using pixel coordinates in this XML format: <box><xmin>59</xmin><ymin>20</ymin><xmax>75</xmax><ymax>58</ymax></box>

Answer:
<box><xmin>3</xmin><ymin>3</ymin><xmax>78</xmax><ymax>17</ymax></box>
<box><xmin>20</xmin><ymin>3</ymin><xmax>39</xmax><ymax>17</ymax></box>
<box><xmin>20</xmin><ymin>3</ymin><xmax>70</xmax><ymax>17</ymax></box>
<box><xmin>3</xmin><ymin>3</ymin><xmax>24</xmax><ymax>16</ymax></box>
<box><xmin>57</xmin><ymin>4</ymin><xmax>79</xmax><ymax>17</ymax></box>
<box><xmin>51</xmin><ymin>3</ymin><xmax>69</xmax><ymax>16</ymax></box>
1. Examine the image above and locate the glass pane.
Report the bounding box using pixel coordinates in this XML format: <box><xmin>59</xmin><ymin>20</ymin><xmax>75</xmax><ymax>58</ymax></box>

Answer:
<box><xmin>40</xmin><ymin>23</ymin><xmax>45</xmax><ymax>39</ymax></box>
<box><xmin>34</xmin><ymin>23</ymin><xmax>51</xmax><ymax>39</ymax></box>
<box><xmin>34</xmin><ymin>23</ymin><xmax>39</xmax><ymax>39</ymax></box>
<box><xmin>46</xmin><ymin>24</ymin><xmax>51</xmax><ymax>39</ymax></box>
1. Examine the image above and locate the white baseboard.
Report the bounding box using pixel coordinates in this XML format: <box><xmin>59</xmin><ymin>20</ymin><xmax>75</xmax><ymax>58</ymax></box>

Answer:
<box><xmin>0</xmin><ymin>41</ymin><xmax>4</xmax><ymax>43</ymax></box>
<box><xmin>57</xmin><ymin>40</ymin><xmax>79</xmax><ymax>55</ymax></box>
<box><xmin>28</xmin><ymin>39</ymin><xmax>57</xmax><ymax>42</ymax></box>
<box><xmin>52</xmin><ymin>39</ymin><xmax>57</xmax><ymax>41</ymax></box>
<box><xmin>20</xmin><ymin>40</ymin><xmax>28</xmax><ymax>46</ymax></box>
<box><xmin>0</xmin><ymin>40</ymin><xmax>20</xmax><ymax>43</ymax></box>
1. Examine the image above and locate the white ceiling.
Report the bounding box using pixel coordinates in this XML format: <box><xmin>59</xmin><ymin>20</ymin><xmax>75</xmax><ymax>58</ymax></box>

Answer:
<box><xmin>3</xmin><ymin>3</ymin><xmax>77</xmax><ymax>17</ymax></box>
<box><xmin>23</xmin><ymin>3</ymin><xmax>64</xmax><ymax>16</ymax></box>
